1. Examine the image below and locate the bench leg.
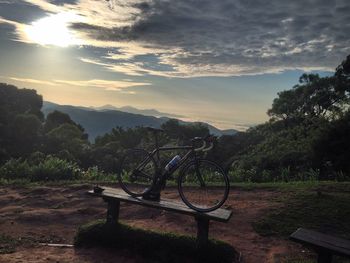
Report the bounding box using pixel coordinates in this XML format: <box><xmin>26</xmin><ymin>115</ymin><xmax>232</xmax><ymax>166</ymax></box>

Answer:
<box><xmin>317</xmin><ymin>251</ymin><xmax>332</xmax><ymax>263</ymax></box>
<box><xmin>196</xmin><ymin>217</ymin><xmax>209</xmax><ymax>247</ymax></box>
<box><xmin>106</xmin><ymin>199</ymin><xmax>120</xmax><ymax>224</ymax></box>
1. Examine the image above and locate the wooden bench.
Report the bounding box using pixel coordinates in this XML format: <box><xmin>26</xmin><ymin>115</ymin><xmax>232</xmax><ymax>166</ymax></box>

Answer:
<box><xmin>87</xmin><ymin>186</ymin><xmax>232</xmax><ymax>247</ymax></box>
<box><xmin>290</xmin><ymin>228</ymin><xmax>350</xmax><ymax>263</ymax></box>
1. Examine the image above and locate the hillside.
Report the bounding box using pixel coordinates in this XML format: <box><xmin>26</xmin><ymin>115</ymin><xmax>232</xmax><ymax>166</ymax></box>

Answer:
<box><xmin>42</xmin><ymin>102</ymin><xmax>237</xmax><ymax>140</ymax></box>
<box><xmin>91</xmin><ymin>104</ymin><xmax>184</xmax><ymax>118</ymax></box>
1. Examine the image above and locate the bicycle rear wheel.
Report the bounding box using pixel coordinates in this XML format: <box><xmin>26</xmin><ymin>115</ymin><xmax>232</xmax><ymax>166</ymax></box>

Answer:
<box><xmin>118</xmin><ymin>149</ymin><xmax>157</xmax><ymax>196</ymax></box>
<box><xmin>178</xmin><ymin>159</ymin><xmax>229</xmax><ymax>212</ymax></box>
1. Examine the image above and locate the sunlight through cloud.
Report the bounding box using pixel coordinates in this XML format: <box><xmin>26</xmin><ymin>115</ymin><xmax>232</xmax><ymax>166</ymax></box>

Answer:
<box><xmin>24</xmin><ymin>12</ymin><xmax>82</xmax><ymax>47</ymax></box>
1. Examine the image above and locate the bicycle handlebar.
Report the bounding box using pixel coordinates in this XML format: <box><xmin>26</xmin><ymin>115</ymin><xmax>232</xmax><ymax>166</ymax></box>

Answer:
<box><xmin>202</xmin><ymin>141</ymin><xmax>214</xmax><ymax>152</ymax></box>
<box><xmin>194</xmin><ymin>140</ymin><xmax>207</xmax><ymax>152</ymax></box>
<box><xmin>193</xmin><ymin>135</ymin><xmax>216</xmax><ymax>152</ymax></box>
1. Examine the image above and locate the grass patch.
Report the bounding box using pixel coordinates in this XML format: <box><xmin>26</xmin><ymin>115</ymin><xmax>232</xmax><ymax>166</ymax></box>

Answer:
<box><xmin>0</xmin><ymin>179</ymin><xmax>117</xmax><ymax>187</ymax></box>
<box><xmin>75</xmin><ymin>220</ymin><xmax>238</xmax><ymax>263</ymax></box>
<box><xmin>253</xmin><ymin>190</ymin><xmax>350</xmax><ymax>239</ymax></box>
<box><xmin>0</xmin><ymin>234</ymin><xmax>18</xmax><ymax>254</ymax></box>
<box><xmin>231</xmin><ymin>181</ymin><xmax>350</xmax><ymax>192</ymax></box>
<box><xmin>254</xmin><ymin>186</ymin><xmax>350</xmax><ymax>263</ymax></box>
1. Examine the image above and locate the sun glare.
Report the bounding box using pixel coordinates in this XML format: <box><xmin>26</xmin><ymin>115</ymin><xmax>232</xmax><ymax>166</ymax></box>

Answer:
<box><xmin>24</xmin><ymin>13</ymin><xmax>82</xmax><ymax>47</ymax></box>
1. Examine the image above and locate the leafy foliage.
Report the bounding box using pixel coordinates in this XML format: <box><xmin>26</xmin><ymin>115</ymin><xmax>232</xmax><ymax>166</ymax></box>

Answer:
<box><xmin>30</xmin><ymin>156</ymin><xmax>81</xmax><ymax>181</ymax></box>
<box><xmin>0</xmin><ymin>158</ymin><xmax>32</xmax><ymax>180</ymax></box>
<box><xmin>0</xmin><ymin>156</ymin><xmax>81</xmax><ymax>181</ymax></box>
<box><xmin>268</xmin><ymin>73</ymin><xmax>350</xmax><ymax>120</ymax></box>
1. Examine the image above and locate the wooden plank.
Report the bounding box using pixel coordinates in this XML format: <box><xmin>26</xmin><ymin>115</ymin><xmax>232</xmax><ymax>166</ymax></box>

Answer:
<box><xmin>290</xmin><ymin>228</ymin><xmax>350</xmax><ymax>257</ymax></box>
<box><xmin>87</xmin><ymin>187</ymin><xmax>232</xmax><ymax>222</ymax></box>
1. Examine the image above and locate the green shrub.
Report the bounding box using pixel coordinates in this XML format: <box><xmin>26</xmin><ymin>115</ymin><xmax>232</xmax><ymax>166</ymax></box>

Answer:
<box><xmin>27</xmin><ymin>151</ymin><xmax>46</xmax><ymax>165</ymax></box>
<box><xmin>82</xmin><ymin>166</ymin><xmax>114</xmax><ymax>181</ymax></box>
<box><xmin>30</xmin><ymin>156</ymin><xmax>81</xmax><ymax>181</ymax></box>
<box><xmin>228</xmin><ymin>167</ymin><xmax>249</xmax><ymax>182</ymax></box>
<box><xmin>0</xmin><ymin>158</ymin><xmax>31</xmax><ymax>179</ymax></box>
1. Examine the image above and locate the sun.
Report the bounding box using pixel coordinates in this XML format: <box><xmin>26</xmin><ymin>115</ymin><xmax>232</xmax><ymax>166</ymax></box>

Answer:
<box><xmin>24</xmin><ymin>13</ymin><xmax>82</xmax><ymax>47</ymax></box>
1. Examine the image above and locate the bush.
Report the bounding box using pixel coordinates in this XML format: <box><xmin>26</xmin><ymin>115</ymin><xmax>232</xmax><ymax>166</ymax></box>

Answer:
<box><xmin>27</xmin><ymin>151</ymin><xmax>46</xmax><ymax>165</ymax></box>
<box><xmin>30</xmin><ymin>156</ymin><xmax>81</xmax><ymax>181</ymax></box>
<box><xmin>0</xmin><ymin>156</ymin><xmax>82</xmax><ymax>181</ymax></box>
<box><xmin>0</xmin><ymin>158</ymin><xmax>31</xmax><ymax>180</ymax></box>
<box><xmin>82</xmin><ymin>166</ymin><xmax>115</xmax><ymax>181</ymax></box>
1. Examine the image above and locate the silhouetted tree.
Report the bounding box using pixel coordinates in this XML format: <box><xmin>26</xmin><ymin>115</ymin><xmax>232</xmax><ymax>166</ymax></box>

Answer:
<box><xmin>44</xmin><ymin>110</ymin><xmax>86</xmax><ymax>137</ymax></box>
<box><xmin>161</xmin><ymin>119</ymin><xmax>209</xmax><ymax>144</ymax></box>
<box><xmin>268</xmin><ymin>73</ymin><xmax>349</xmax><ymax>120</ymax></box>
<box><xmin>0</xmin><ymin>83</ymin><xmax>43</xmax><ymax>162</ymax></box>
<box><xmin>313</xmin><ymin>110</ymin><xmax>350</xmax><ymax>179</ymax></box>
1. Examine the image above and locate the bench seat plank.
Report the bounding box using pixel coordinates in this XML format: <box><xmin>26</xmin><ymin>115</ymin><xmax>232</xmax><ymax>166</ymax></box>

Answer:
<box><xmin>290</xmin><ymin>228</ymin><xmax>350</xmax><ymax>257</ymax></box>
<box><xmin>87</xmin><ymin>187</ymin><xmax>232</xmax><ymax>222</ymax></box>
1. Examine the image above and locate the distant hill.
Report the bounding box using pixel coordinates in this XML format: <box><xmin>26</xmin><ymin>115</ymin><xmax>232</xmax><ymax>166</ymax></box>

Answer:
<box><xmin>42</xmin><ymin>101</ymin><xmax>237</xmax><ymax>140</ymax></box>
<box><xmin>91</xmin><ymin>104</ymin><xmax>184</xmax><ymax>118</ymax></box>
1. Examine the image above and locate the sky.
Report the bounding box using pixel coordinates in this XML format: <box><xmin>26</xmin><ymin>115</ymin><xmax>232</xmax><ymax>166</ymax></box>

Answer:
<box><xmin>0</xmin><ymin>0</ymin><xmax>349</xmax><ymax>130</ymax></box>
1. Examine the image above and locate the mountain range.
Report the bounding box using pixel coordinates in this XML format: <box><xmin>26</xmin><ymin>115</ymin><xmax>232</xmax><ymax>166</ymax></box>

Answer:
<box><xmin>42</xmin><ymin>101</ymin><xmax>237</xmax><ymax>140</ymax></box>
<box><xmin>91</xmin><ymin>104</ymin><xmax>184</xmax><ymax>118</ymax></box>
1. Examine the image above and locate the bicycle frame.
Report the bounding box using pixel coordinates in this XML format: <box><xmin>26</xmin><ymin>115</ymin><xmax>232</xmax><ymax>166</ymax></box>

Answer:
<box><xmin>119</xmin><ymin>130</ymin><xmax>229</xmax><ymax>211</ymax></box>
<box><xmin>135</xmin><ymin>145</ymin><xmax>197</xmax><ymax>182</ymax></box>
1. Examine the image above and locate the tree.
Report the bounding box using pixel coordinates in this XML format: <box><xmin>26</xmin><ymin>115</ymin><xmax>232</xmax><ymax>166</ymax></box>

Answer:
<box><xmin>44</xmin><ymin>110</ymin><xmax>87</xmax><ymax>138</ymax></box>
<box><xmin>95</xmin><ymin>126</ymin><xmax>148</xmax><ymax>149</ymax></box>
<box><xmin>45</xmin><ymin>123</ymin><xmax>89</xmax><ymax>162</ymax></box>
<box><xmin>161</xmin><ymin>119</ymin><xmax>209</xmax><ymax>144</ymax></box>
<box><xmin>335</xmin><ymin>54</ymin><xmax>350</xmax><ymax>80</ymax></box>
<box><xmin>313</xmin><ymin>110</ymin><xmax>350</xmax><ymax>179</ymax></box>
<box><xmin>0</xmin><ymin>83</ymin><xmax>44</xmax><ymax>162</ymax></box>
<box><xmin>0</xmin><ymin>83</ymin><xmax>43</xmax><ymax>124</ymax></box>
<box><xmin>7</xmin><ymin>114</ymin><xmax>42</xmax><ymax>157</ymax></box>
<box><xmin>268</xmin><ymin>71</ymin><xmax>350</xmax><ymax>120</ymax></box>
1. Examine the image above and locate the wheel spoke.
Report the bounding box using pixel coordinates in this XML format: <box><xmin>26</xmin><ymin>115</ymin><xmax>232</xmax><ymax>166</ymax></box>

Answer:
<box><xmin>118</xmin><ymin>149</ymin><xmax>156</xmax><ymax>196</ymax></box>
<box><xmin>179</xmin><ymin>159</ymin><xmax>229</xmax><ymax>212</ymax></box>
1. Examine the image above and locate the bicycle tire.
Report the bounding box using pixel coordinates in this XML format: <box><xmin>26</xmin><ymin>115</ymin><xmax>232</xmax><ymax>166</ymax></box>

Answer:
<box><xmin>178</xmin><ymin>158</ymin><xmax>229</xmax><ymax>212</ymax></box>
<box><xmin>118</xmin><ymin>149</ymin><xmax>157</xmax><ymax>197</ymax></box>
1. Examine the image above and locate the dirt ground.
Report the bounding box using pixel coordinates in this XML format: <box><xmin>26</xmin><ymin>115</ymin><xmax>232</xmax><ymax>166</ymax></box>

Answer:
<box><xmin>0</xmin><ymin>184</ymin><xmax>304</xmax><ymax>263</ymax></box>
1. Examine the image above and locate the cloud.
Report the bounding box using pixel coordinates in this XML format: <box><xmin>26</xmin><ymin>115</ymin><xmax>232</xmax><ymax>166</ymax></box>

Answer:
<box><xmin>8</xmin><ymin>77</ymin><xmax>58</xmax><ymax>86</ymax></box>
<box><xmin>4</xmin><ymin>76</ymin><xmax>150</xmax><ymax>92</ymax></box>
<box><xmin>4</xmin><ymin>0</ymin><xmax>350</xmax><ymax>77</ymax></box>
<box><xmin>54</xmin><ymin>79</ymin><xmax>151</xmax><ymax>91</ymax></box>
<box><xmin>0</xmin><ymin>17</ymin><xmax>22</xmax><ymax>27</ymax></box>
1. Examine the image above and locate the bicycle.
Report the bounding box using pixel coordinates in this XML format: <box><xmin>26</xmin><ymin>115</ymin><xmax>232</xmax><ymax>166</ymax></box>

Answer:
<box><xmin>117</xmin><ymin>127</ymin><xmax>230</xmax><ymax>212</ymax></box>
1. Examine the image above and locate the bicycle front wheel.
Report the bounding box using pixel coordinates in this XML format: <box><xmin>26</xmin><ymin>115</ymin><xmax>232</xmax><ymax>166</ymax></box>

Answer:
<box><xmin>178</xmin><ymin>159</ymin><xmax>229</xmax><ymax>212</ymax></box>
<box><xmin>118</xmin><ymin>149</ymin><xmax>157</xmax><ymax>196</ymax></box>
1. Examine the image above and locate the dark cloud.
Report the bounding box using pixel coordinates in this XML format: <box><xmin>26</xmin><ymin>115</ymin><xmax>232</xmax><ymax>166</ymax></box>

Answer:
<box><xmin>0</xmin><ymin>0</ymin><xmax>47</xmax><ymax>24</ymax></box>
<box><xmin>35</xmin><ymin>0</ymin><xmax>350</xmax><ymax>75</ymax></box>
